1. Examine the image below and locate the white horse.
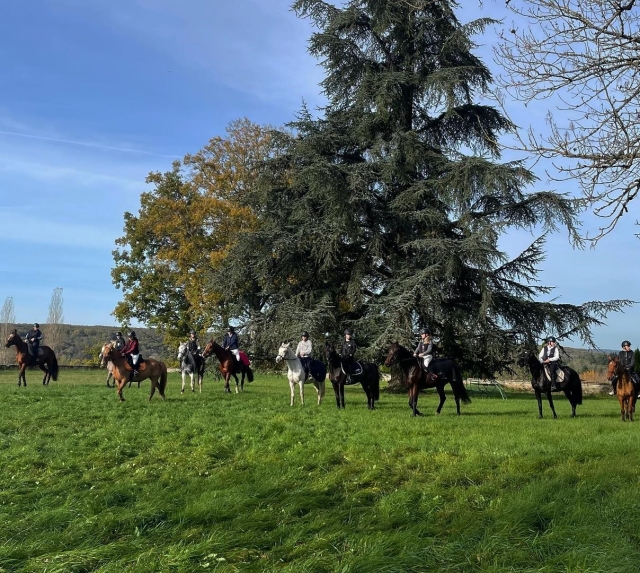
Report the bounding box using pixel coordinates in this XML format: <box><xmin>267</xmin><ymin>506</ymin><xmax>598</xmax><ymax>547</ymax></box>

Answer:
<box><xmin>177</xmin><ymin>342</ymin><xmax>204</xmax><ymax>393</ymax></box>
<box><xmin>276</xmin><ymin>342</ymin><xmax>325</xmax><ymax>406</ymax></box>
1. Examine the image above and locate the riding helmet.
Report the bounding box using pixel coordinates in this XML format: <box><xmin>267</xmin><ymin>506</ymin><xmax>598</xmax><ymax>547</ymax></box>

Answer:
<box><xmin>547</xmin><ymin>336</ymin><xmax>556</xmax><ymax>343</ymax></box>
<box><xmin>420</xmin><ymin>327</ymin><xmax>431</xmax><ymax>336</ymax></box>
<box><xmin>116</xmin><ymin>331</ymin><xmax>122</xmax><ymax>337</ymax></box>
<box><xmin>344</xmin><ymin>328</ymin><xmax>353</xmax><ymax>336</ymax></box>
<box><xmin>227</xmin><ymin>326</ymin><xmax>235</xmax><ymax>333</ymax></box>
<box><xmin>128</xmin><ymin>331</ymin><xmax>136</xmax><ymax>337</ymax></box>
<box><xmin>34</xmin><ymin>323</ymin><xmax>39</xmax><ymax>328</ymax></box>
<box><xmin>190</xmin><ymin>330</ymin><xmax>196</xmax><ymax>336</ymax></box>
<box><xmin>622</xmin><ymin>340</ymin><xmax>632</xmax><ymax>348</ymax></box>
<box><xmin>301</xmin><ymin>331</ymin><xmax>309</xmax><ymax>337</ymax></box>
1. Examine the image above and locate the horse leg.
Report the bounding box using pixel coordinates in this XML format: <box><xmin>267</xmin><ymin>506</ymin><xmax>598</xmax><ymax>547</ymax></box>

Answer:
<box><xmin>411</xmin><ymin>385</ymin><xmax>423</xmax><ymax>416</ymax></box>
<box><xmin>289</xmin><ymin>378</ymin><xmax>296</xmax><ymax>406</ymax></box>
<box><xmin>106</xmin><ymin>372</ymin><xmax>112</xmax><ymax>388</ymax></box>
<box><xmin>546</xmin><ymin>390</ymin><xmax>558</xmax><ymax>419</ymax></box>
<box><xmin>299</xmin><ymin>377</ymin><xmax>305</xmax><ymax>405</ymax></box>
<box><xmin>331</xmin><ymin>381</ymin><xmax>340</xmax><ymax>408</ymax></box>
<box><xmin>116</xmin><ymin>378</ymin><xmax>126</xmax><ymax>402</ymax></box>
<box><xmin>191</xmin><ymin>372</ymin><xmax>195</xmax><ymax>393</ymax></box>
<box><xmin>149</xmin><ymin>377</ymin><xmax>157</xmax><ymax>401</ymax></box>
<box><xmin>198</xmin><ymin>373</ymin><xmax>203</xmax><ymax>393</ymax></box>
<box><xmin>181</xmin><ymin>372</ymin><xmax>186</xmax><ymax>394</ymax></box>
<box><xmin>224</xmin><ymin>373</ymin><xmax>231</xmax><ymax>393</ymax></box>
<box><xmin>240</xmin><ymin>371</ymin><xmax>245</xmax><ymax>393</ymax></box>
<box><xmin>18</xmin><ymin>364</ymin><xmax>27</xmax><ymax>387</ymax></box>
<box><xmin>435</xmin><ymin>384</ymin><xmax>447</xmax><ymax>415</ymax></box>
<box><xmin>339</xmin><ymin>382</ymin><xmax>345</xmax><ymax>409</ymax></box>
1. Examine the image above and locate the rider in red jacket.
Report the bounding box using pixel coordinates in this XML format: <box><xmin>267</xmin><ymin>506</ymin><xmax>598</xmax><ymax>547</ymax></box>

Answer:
<box><xmin>121</xmin><ymin>331</ymin><xmax>140</xmax><ymax>376</ymax></box>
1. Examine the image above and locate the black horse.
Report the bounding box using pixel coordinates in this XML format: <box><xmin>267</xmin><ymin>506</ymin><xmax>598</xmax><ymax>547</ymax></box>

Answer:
<box><xmin>324</xmin><ymin>342</ymin><xmax>380</xmax><ymax>409</ymax></box>
<box><xmin>385</xmin><ymin>342</ymin><xmax>470</xmax><ymax>416</ymax></box>
<box><xmin>518</xmin><ymin>350</ymin><xmax>583</xmax><ymax>418</ymax></box>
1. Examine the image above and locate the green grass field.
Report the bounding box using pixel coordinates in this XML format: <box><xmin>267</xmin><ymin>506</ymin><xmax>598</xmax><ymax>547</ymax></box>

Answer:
<box><xmin>0</xmin><ymin>369</ymin><xmax>638</xmax><ymax>572</ymax></box>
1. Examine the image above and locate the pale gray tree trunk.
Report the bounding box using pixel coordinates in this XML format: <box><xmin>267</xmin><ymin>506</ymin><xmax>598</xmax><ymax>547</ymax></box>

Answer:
<box><xmin>0</xmin><ymin>296</ymin><xmax>16</xmax><ymax>365</ymax></box>
<box><xmin>46</xmin><ymin>287</ymin><xmax>64</xmax><ymax>354</ymax></box>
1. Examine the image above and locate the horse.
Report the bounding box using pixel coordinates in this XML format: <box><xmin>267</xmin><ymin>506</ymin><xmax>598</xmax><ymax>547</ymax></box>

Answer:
<box><xmin>607</xmin><ymin>355</ymin><xmax>637</xmax><ymax>422</ymax></box>
<box><xmin>517</xmin><ymin>350</ymin><xmax>583</xmax><ymax>418</ymax></box>
<box><xmin>384</xmin><ymin>342</ymin><xmax>470</xmax><ymax>416</ymax></box>
<box><xmin>202</xmin><ymin>339</ymin><xmax>254</xmax><ymax>393</ymax></box>
<box><xmin>5</xmin><ymin>329</ymin><xmax>59</xmax><ymax>386</ymax></box>
<box><xmin>177</xmin><ymin>342</ymin><xmax>205</xmax><ymax>394</ymax></box>
<box><xmin>324</xmin><ymin>342</ymin><xmax>380</xmax><ymax>409</ymax></box>
<box><xmin>99</xmin><ymin>343</ymin><xmax>141</xmax><ymax>389</ymax></box>
<box><xmin>275</xmin><ymin>342</ymin><xmax>326</xmax><ymax>406</ymax></box>
<box><xmin>99</xmin><ymin>343</ymin><xmax>167</xmax><ymax>402</ymax></box>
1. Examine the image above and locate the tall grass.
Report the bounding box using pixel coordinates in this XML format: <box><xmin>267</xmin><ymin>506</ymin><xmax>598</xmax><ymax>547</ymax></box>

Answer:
<box><xmin>0</xmin><ymin>369</ymin><xmax>638</xmax><ymax>572</ymax></box>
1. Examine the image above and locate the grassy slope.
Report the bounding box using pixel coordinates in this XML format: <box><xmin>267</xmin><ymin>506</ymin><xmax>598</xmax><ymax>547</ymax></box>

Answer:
<box><xmin>0</xmin><ymin>370</ymin><xmax>638</xmax><ymax>573</ymax></box>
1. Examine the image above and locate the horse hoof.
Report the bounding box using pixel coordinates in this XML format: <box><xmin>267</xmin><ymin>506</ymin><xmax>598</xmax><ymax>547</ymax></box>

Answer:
<box><xmin>181</xmin><ymin>390</ymin><xmax>184</xmax><ymax>394</ymax></box>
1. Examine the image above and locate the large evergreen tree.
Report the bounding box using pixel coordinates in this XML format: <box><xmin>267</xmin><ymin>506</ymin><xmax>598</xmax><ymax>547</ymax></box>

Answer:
<box><xmin>221</xmin><ymin>0</ymin><xmax>628</xmax><ymax>375</ymax></box>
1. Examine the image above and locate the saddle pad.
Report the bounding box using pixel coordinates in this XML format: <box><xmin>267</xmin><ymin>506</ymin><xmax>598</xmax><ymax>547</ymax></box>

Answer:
<box><xmin>239</xmin><ymin>351</ymin><xmax>251</xmax><ymax>366</ymax></box>
<box><xmin>309</xmin><ymin>359</ymin><xmax>327</xmax><ymax>382</ymax></box>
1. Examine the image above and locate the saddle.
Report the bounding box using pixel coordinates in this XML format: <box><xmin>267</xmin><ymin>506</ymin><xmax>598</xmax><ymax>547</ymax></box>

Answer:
<box><xmin>341</xmin><ymin>360</ymin><xmax>363</xmax><ymax>382</ymax></box>
<box><xmin>26</xmin><ymin>345</ymin><xmax>43</xmax><ymax>366</ymax></box>
<box><xmin>123</xmin><ymin>356</ymin><xmax>146</xmax><ymax>372</ymax></box>
<box><xmin>542</xmin><ymin>364</ymin><xmax>566</xmax><ymax>386</ymax></box>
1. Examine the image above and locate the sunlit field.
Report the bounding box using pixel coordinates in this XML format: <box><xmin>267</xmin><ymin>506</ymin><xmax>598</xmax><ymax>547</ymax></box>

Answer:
<box><xmin>1</xmin><ymin>369</ymin><xmax>639</xmax><ymax>572</ymax></box>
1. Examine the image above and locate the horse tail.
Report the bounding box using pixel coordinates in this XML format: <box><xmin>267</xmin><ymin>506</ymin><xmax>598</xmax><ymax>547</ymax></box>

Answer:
<box><xmin>246</xmin><ymin>366</ymin><xmax>254</xmax><ymax>383</ymax></box>
<box><xmin>50</xmin><ymin>353</ymin><xmax>59</xmax><ymax>382</ymax></box>
<box><xmin>573</xmin><ymin>370</ymin><xmax>583</xmax><ymax>405</ymax></box>
<box><xmin>452</xmin><ymin>362</ymin><xmax>471</xmax><ymax>404</ymax></box>
<box><xmin>159</xmin><ymin>363</ymin><xmax>168</xmax><ymax>392</ymax></box>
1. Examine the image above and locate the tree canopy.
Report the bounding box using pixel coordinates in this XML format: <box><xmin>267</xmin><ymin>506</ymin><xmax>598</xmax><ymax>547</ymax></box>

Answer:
<box><xmin>112</xmin><ymin>0</ymin><xmax>630</xmax><ymax>375</ymax></box>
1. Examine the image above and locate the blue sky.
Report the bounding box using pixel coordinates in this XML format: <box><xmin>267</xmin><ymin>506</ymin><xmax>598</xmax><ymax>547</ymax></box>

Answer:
<box><xmin>0</xmin><ymin>0</ymin><xmax>636</xmax><ymax>350</ymax></box>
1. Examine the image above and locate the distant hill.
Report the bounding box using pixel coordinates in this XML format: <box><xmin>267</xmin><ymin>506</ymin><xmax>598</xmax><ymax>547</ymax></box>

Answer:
<box><xmin>1</xmin><ymin>324</ymin><xmax>173</xmax><ymax>366</ymax></box>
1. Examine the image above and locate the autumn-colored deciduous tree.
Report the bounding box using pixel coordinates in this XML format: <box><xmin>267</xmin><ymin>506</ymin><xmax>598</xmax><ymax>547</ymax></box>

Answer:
<box><xmin>112</xmin><ymin>118</ymin><xmax>274</xmax><ymax>343</ymax></box>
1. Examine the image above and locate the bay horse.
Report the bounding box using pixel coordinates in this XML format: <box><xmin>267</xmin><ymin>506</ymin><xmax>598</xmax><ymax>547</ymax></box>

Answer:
<box><xmin>202</xmin><ymin>339</ymin><xmax>254</xmax><ymax>393</ymax></box>
<box><xmin>385</xmin><ymin>342</ymin><xmax>470</xmax><ymax>416</ymax></box>
<box><xmin>324</xmin><ymin>342</ymin><xmax>379</xmax><ymax>409</ymax></box>
<box><xmin>517</xmin><ymin>350</ymin><xmax>583</xmax><ymax>418</ymax></box>
<box><xmin>5</xmin><ymin>329</ymin><xmax>59</xmax><ymax>386</ymax></box>
<box><xmin>100</xmin><ymin>343</ymin><xmax>167</xmax><ymax>402</ymax></box>
<box><xmin>177</xmin><ymin>342</ymin><xmax>205</xmax><ymax>394</ymax></box>
<box><xmin>607</xmin><ymin>355</ymin><xmax>637</xmax><ymax>422</ymax></box>
<box><xmin>99</xmin><ymin>343</ymin><xmax>142</xmax><ymax>389</ymax></box>
<box><xmin>275</xmin><ymin>342</ymin><xmax>326</xmax><ymax>406</ymax></box>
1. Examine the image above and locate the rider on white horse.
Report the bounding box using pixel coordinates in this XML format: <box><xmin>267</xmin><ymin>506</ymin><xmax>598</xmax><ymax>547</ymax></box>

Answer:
<box><xmin>296</xmin><ymin>331</ymin><xmax>312</xmax><ymax>378</ymax></box>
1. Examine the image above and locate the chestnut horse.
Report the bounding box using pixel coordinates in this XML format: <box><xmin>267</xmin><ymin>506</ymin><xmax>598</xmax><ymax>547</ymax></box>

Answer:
<box><xmin>324</xmin><ymin>342</ymin><xmax>379</xmax><ymax>409</ymax></box>
<box><xmin>100</xmin><ymin>343</ymin><xmax>167</xmax><ymax>402</ymax></box>
<box><xmin>202</xmin><ymin>339</ymin><xmax>254</xmax><ymax>393</ymax></box>
<box><xmin>607</xmin><ymin>355</ymin><xmax>637</xmax><ymax>422</ymax></box>
<box><xmin>5</xmin><ymin>330</ymin><xmax>59</xmax><ymax>386</ymax></box>
<box><xmin>518</xmin><ymin>350</ymin><xmax>582</xmax><ymax>418</ymax></box>
<box><xmin>385</xmin><ymin>342</ymin><xmax>470</xmax><ymax>416</ymax></box>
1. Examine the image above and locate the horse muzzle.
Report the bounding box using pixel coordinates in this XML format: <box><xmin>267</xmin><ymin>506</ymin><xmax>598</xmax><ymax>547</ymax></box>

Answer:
<box><xmin>275</xmin><ymin>355</ymin><xmax>283</xmax><ymax>363</ymax></box>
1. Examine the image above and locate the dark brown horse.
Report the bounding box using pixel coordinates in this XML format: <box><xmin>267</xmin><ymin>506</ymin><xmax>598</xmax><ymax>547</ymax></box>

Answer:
<box><xmin>202</xmin><ymin>339</ymin><xmax>254</xmax><ymax>393</ymax></box>
<box><xmin>100</xmin><ymin>343</ymin><xmax>167</xmax><ymax>402</ymax></box>
<box><xmin>518</xmin><ymin>350</ymin><xmax>583</xmax><ymax>418</ymax></box>
<box><xmin>385</xmin><ymin>342</ymin><xmax>470</xmax><ymax>416</ymax></box>
<box><xmin>5</xmin><ymin>330</ymin><xmax>59</xmax><ymax>386</ymax></box>
<box><xmin>607</xmin><ymin>355</ymin><xmax>636</xmax><ymax>422</ymax></box>
<box><xmin>324</xmin><ymin>342</ymin><xmax>379</xmax><ymax>409</ymax></box>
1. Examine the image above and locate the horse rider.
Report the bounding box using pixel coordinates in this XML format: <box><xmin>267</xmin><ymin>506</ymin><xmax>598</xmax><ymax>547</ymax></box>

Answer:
<box><xmin>296</xmin><ymin>331</ymin><xmax>313</xmax><ymax>378</ymax></box>
<box><xmin>114</xmin><ymin>331</ymin><xmax>126</xmax><ymax>352</ymax></box>
<box><xmin>26</xmin><ymin>323</ymin><xmax>43</xmax><ymax>362</ymax></box>
<box><xmin>340</xmin><ymin>329</ymin><xmax>357</xmax><ymax>382</ymax></box>
<box><xmin>122</xmin><ymin>330</ymin><xmax>141</xmax><ymax>378</ymax></box>
<box><xmin>616</xmin><ymin>340</ymin><xmax>640</xmax><ymax>395</ymax></box>
<box><xmin>539</xmin><ymin>336</ymin><xmax>560</xmax><ymax>391</ymax></box>
<box><xmin>414</xmin><ymin>327</ymin><xmax>436</xmax><ymax>378</ymax></box>
<box><xmin>186</xmin><ymin>330</ymin><xmax>201</xmax><ymax>371</ymax></box>
<box><xmin>222</xmin><ymin>326</ymin><xmax>240</xmax><ymax>361</ymax></box>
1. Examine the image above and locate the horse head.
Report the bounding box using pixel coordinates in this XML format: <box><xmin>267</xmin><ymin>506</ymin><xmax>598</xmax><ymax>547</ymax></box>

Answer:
<box><xmin>607</xmin><ymin>354</ymin><xmax>620</xmax><ymax>382</ymax></box>
<box><xmin>5</xmin><ymin>329</ymin><xmax>20</xmax><ymax>348</ymax></box>
<box><xmin>100</xmin><ymin>342</ymin><xmax>115</xmax><ymax>366</ymax></box>
<box><xmin>202</xmin><ymin>340</ymin><xmax>213</xmax><ymax>358</ymax></box>
<box><xmin>275</xmin><ymin>342</ymin><xmax>293</xmax><ymax>363</ymax></box>
<box><xmin>177</xmin><ymin>341</ymin><xmax>188</xmax><ymax>361</ymax></box>
<box><xmin>384</xmin><ymin>342</ymin><xmax>401</xmax><ymax>367</ymax></box>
